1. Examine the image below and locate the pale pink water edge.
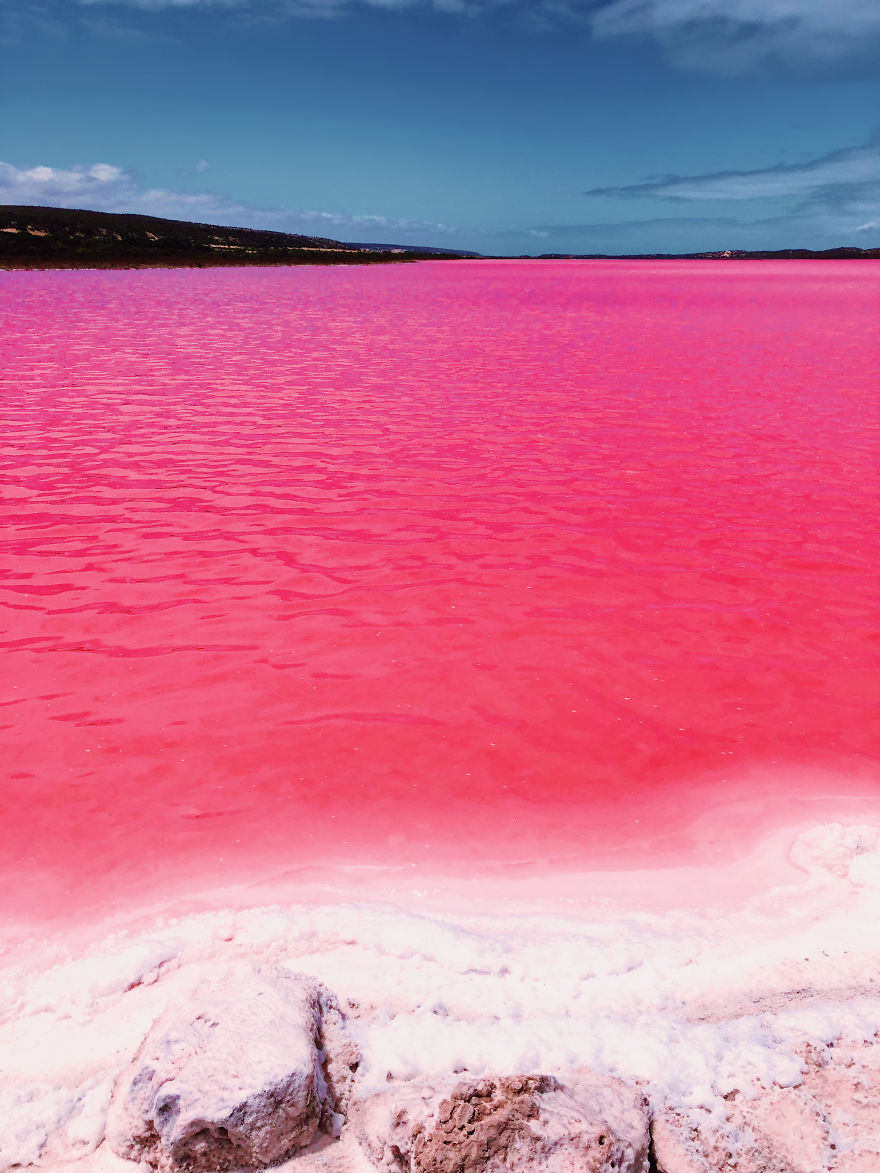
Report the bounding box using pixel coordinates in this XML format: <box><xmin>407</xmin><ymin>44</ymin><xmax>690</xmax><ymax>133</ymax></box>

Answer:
<box><xmin>2</xmin><ymin>259</ymin><xmax>878</xmax><ymax>927</ymax></box>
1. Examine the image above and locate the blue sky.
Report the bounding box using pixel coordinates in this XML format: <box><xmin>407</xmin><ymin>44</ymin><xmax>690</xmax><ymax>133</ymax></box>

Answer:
<box><xmin>1</xmin><ymin>0</ymin><xmax>879</xmax><ymax>253</ymax></box>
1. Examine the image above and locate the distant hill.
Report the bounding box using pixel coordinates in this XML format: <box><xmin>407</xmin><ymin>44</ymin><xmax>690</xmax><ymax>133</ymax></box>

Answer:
<box><xmin>0</xmin><ymin>206</ymin><xmax>476</xmax><ymax>268</ymax></box>
<box><xmin>537</xmin><ymin>247</ymin><xmax>880</xmax><ymax>260</ymax></box>
<box><xmin>348</xmin><ymin>241</ymin><xmax>482</xmax><ymax>258</ymax></box>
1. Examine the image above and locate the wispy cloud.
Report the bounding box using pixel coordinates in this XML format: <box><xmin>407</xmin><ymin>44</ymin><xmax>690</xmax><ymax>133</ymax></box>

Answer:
<box><xmin>589</xmin><ymin>0</ymin><xmax>880</xmax><ymax>71</ymax></box>
<box><xmin>76</xmin><ymin>0</ymin><xmax>246</xmax><ymax>8</ymax></box>
<box><xmin>497</xmin><ymin>215</ymin><xmax>742</xmax><ymax>252</ymax></box>
<box><xmin>585</xmin><ymin>142</ymin><xmax>880</xmax><ymax>215</ymax></box>
<box><xmin>514</xmin><ymin>140</ymin><xmax>880</xmax><ymax>253</ymax></box>
<box><xmin>0</xmin><ymin>159</ymin><xmax>455</xmax><ymax>240</ymax></box>
<box><xmin>573</xmin><ymin>141</ymin><xmax>880</xmax><ymax>250</ymax></box>
<box><xmin>1</xmin><ymin>2</ymin><xmax>69</xmax><ymax>44</ymax></box>
<box><xmin>73</xmin><ymin>0</ymin><xmax>429</xmax><ymax>14</ymax></box>
<box><xmin>60</xmin><ymin>0</ymin><xmax>880</xmax><ymax>69</ymax></box>
<box><xmin>503</xmin><ymin>203</ymin><xmax>880</xmax><ymax>253</ymax></box>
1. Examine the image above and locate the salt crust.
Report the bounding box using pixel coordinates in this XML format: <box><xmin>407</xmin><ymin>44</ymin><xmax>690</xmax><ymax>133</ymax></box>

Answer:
<box><xmin>2</xmin><ymin>821</ymin><xmax>880</xmax><ymax>1172</ymax></box>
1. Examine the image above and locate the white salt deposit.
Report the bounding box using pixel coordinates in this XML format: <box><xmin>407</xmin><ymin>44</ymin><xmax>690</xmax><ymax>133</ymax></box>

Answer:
<box><xmin>2</xmin><ymin>821</ymin><xmax>880</xmax><ymax>1172</ymax></box>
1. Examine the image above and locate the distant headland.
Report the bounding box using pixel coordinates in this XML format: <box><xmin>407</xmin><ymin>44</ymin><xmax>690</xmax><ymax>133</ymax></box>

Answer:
<box><xmin>1</xmin><ymin>206</ymin><xmax>878</xmax><ymax>267</ymax></box>
<box><xmin>536</xmin><ymin>247</ymin><xmax>880</xmax><ymax>260</ymax></box>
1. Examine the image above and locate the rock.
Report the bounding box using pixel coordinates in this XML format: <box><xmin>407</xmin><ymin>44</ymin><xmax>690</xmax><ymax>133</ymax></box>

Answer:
<box><xmin>106</xmin><ymin>963</ymin><xmax>340</xmax><ymax>1173</ymax></box>
<box><xmin>651</xmin><ymin>1035</ymin><xmax>880</xmax><ymax>1173</ymax></box>
<box><xmin>356</xmin><ymin>1070</ymin><xmax>650</xmax><ymax>1173</ymax></box>
<box><xmin>321</xmin><ymin>996</ymin><xmax>362</xmax><ymax>1127</ymax></box>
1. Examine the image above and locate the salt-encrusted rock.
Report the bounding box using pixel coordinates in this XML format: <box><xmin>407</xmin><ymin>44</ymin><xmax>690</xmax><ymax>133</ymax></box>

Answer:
<box><xmin>321</xmin><ymin>995</ymin><xmax>362</xmax><ymax>1125</ymax></box>
<box><xmin>357</xmin><ymin>1071</ymin><xmax>650</xmax><ymax>1173</ymax></box>
<box><xmin>106</xmin><ymin>963</ymin><xmax>341</xmax><ymax>1173</ymax></box>
<box><xmin>651</xmin><ymin>1035</ymin><xmax>880</xmax><ymax>1173</ymax></box>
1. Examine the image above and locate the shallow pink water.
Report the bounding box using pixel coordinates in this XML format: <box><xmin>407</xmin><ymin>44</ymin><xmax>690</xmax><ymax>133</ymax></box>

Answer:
<box><xmin>2</xmin><ymin>260</ymin><xmax>878</xmax><ymax>921</ymax></box>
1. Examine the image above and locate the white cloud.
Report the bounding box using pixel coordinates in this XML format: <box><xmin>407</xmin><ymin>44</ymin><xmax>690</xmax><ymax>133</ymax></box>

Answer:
<box><xmin>590</xmin><ymin>0</ymin><xmax>880</xmax><ymax>71</ymax></box>
<box><xmin>0</xmin><ymin>161</ymin><xmax>132</xmax><ymax>202</ymax></box>
<box><xmin>0</xmin><ymin>160</ymin><xmax>238</xmax><ymax>217</ymax></box>
<box><xmin>87</xmin><ymin>162</ymin><xmax>128</xmax><ymax>182</ymax></box>
<box><xmin>0</xmin><ymin>159</ymin><xmax>455</xmax><ymax>240</ymax></box>
<box><xmin>292</xmin><ymin>209</ymin><xmax>453</xmax><ymax>233</ymax></box>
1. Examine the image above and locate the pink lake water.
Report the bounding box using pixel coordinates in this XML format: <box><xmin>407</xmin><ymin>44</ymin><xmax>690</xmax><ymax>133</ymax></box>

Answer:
<box><xmin>1</xmin><ymin>259</ymin><xmax>878</xmax><ymax>925</ymax></box>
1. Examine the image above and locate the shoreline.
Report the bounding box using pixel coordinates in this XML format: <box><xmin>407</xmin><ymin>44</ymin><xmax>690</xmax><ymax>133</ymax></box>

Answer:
<box><xmin>0</xmin><ymin>253</ymin><xmax>447</xmax><ymax>271</ymax></box>
<box><xmin>4</xmin><ymin>255</ymin><xmax>880</xmax><ymax>272</ymax></box>
<box><xmin>3</xmin><ymin>816</ymin><xmax>880</xmax><ymax>1171</ymax></box>
<box><xmin>4</xmin><ymin>252</ymin><xmax>880</xmax><ymax>273</ymax></box>
<box><xmin>5</xmin><ymin>771</ymin><xmax>880</xmax><ymax>943</ymax></box>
